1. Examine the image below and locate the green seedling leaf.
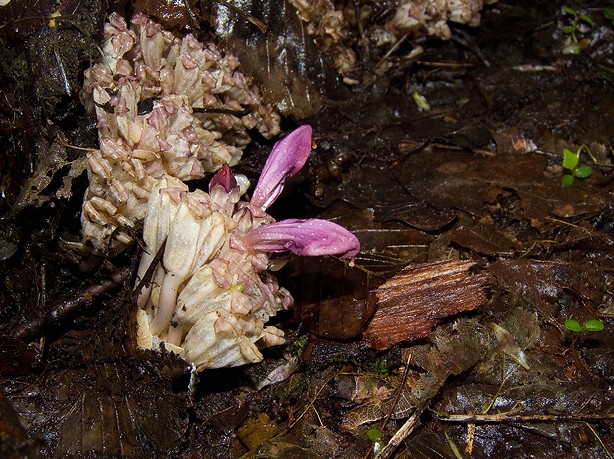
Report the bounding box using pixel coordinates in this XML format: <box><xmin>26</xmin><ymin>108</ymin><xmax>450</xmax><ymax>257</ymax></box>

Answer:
<box><xmin>561</xmin><ymin>174</ymin><xmax>575</xmax><ymax>187</ymax></box>
<box><xmin>583</xmin><ymin>319</ymin><xmax>605</xmax><ymax>331</ymax></box>
<box><xmin>561</xmin><ymin>25</ymin><xmax>576</xmax><ymax>34</ymax></box>
<box><xmin>573</xmin><ymin>165</ymin><xmax>592</xmax><ymax>178</ymax></box>
<box><xmin>578</xmin><ymin>14</ymin><xmax>593</xmax><ymax>26</ymax></box>
<box><xmin>562</xmin><ymin>6</ymin><xmax>577</xmax><ymax>17</ymax></box>
<box><xmin>562</xmin><ymin>148</ymin><xmax>579</xmax><ymax>169</ymax></box>
<box><xmin>367</xmin><ymin>428</ymin><xmax>383</xmax><ymax>442</ymax></box>
<box><xmin>564</xmin><ymin>319</ymin><xmax>583</xmax><ymax>332</ymax></box>
<box><xmin>605</xmin><ymin>7</ymin><xmax>614</xmax><ymax>23</ymax></box>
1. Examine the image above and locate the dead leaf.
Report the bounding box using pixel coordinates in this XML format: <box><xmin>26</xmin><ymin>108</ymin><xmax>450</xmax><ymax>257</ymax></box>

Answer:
<box><xmin>448</xmin><ymin>224</ymin><xmax>518</xmax><ymax>256</ymax></box>
<box><xmin>236</xmin><ymin>413</ymin><xmax>282</xmax><ymax>450</ymax></box>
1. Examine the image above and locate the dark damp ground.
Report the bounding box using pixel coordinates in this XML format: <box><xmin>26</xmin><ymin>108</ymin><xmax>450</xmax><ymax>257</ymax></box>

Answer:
<box><xmin>1</xmin><ymin>1</ymin><xmax>613</xmax><ymax>458</ymax></box>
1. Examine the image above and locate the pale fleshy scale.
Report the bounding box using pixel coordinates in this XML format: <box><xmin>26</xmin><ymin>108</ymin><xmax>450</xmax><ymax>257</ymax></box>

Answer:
<box><xmin>137</xmin><ymin>126</ymin><xmax>360</xmax><ymax>369</ymax></box>
<box><xmin>80</xmin><ymin>13</ymin><xmax>280</xmax><ymax>254</ymax></box>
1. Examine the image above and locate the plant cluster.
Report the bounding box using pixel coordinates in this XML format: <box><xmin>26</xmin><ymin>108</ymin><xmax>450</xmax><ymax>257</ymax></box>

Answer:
<box><xmin>560</xmin><ymin>6</ymin><xmax>593</xmax><ymax>54</ymax></box>
<box><xmin>80</xmin><ymin>13</ymin><xmax>281</xmax><ymax>253</ymax></box>
<box><xmin>81</xmin><ymin>14</ymin><xmax>361</xmax><ymax>369</ymax></box>
<box><xmin>135</xmin><ymin>126</ymin><xmax>360</xmax><ymax>369</ymax></box>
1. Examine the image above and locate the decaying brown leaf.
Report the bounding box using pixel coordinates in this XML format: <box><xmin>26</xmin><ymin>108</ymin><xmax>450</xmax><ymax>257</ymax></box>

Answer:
<box><xmin>342</xmin><ymin>382</ymin><xmax>419</xmax><ymax>431</ymax></box>
<box><xmin>489</xmin><ymin>258</ymin><xmax>604</xmax><ymax>306</ymax></box>
<box><xmin>0</xmin><ymin>391</ymin><xmax>34</xmax><ymax>458</ymax></box>
<box><xmin>364</xmin><ymin>259</ymin><xmax>491</xmax><ymax>350</ymax></box>
<box><xmin>236</xmin><ymin>413</ymin><xmax>282</xmax><ymax>450</ymax></box>
<box><xmin>343</xmin><ymin>319</ymin><xmax>495</xmax><ymax>431</ymax></box>
<box><xmin>288</xmin><ymin>256</ymin><xmax>381</xmax><ymax>340</ymax></box>
<box><xmin>447</xmin><ymin>224</ymin><xmax>518</xmax><ymax>256</ymax></box>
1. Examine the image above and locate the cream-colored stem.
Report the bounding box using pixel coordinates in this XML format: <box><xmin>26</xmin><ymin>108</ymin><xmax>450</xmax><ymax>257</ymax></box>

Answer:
<box><xmin>149</xmin><ymin>273</ymin><xmax>182</xmax><ymax>336</ymax></box>
<box><xmin>166</xmin><ymin>324</ymin><xmax>183</xmax><ymax>347</ymax></box>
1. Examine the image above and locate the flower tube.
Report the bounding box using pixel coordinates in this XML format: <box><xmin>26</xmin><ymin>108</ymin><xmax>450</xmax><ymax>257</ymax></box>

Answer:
<box><xmin>236</xmin><ymin>218</ymin><xmax>360</xmax><ymax>259</ymax></box>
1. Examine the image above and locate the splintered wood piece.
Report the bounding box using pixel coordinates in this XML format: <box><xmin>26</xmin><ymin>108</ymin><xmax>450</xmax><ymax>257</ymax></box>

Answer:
<box><xmin>364</xmin><ymin>260</ymin><xmax>490</xmax><ymax>350</ymax></box>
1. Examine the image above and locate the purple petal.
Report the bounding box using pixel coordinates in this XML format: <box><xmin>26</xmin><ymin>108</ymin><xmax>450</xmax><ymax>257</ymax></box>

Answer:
<box><xmin>251</xmin><ymin>125</ymin><xmax>312</xmax><ymax>211</ymax></box>
<box><xmin>240</xmin><ymin>218</ymin><xmax>360</xmax><ymax>259</ymax></box>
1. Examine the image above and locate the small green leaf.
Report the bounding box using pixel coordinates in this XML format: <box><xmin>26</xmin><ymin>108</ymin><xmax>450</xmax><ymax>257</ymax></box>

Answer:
<box><xmin>367</xmin><ymin>428</ymin><xmax>383</xmax><ymax>442</ymax></box>
<box><xmin>562</xmin><ymin>148</ymin><xmax>579</xmax><ymax>169</ymax></box>
<box><xmin>562</xmin><ymin>6</ymin><xmax>577</xmax><ymax>17</ymax></box>
<box><xmin>565</xmin><ymin>319</ymin><xmax>583</xmax><ymax>332</ymax></box>
<box><xmin>578</xmin><ymin>14</ymin><xmax>593</xmax><ymax>26</ymax></box>
<box><xmin>573</xmin><ymin>165</ymin><xmax>592</xmax><ymax>178</ymax></box>
<box><xmin>561</xmin><ymin>174</ymin><xmax>575</xmax><ymax>187</ymax></box>
<box><xmin>412</xmin><ymin>90</ymin><xmax>431</xmax><ymax>111</ymax></box>
<box><xmin>583</xmin><ymin>319</ymin><xmax>605</xmax><ymax>332</ymax></box>
<box><xmin>604</xmin><ymin>7</ymin><xmax>614</xmax><ymax>21</ymax></box>
<box><xmin>561</xmin><ymin>25</ymin><xmax>576</xmax><ymax>34</ymax></box>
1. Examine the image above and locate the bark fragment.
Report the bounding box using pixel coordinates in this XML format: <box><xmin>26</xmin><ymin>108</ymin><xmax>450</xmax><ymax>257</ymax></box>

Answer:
<box><xmin>364</xmin><ymin>259</ymin><xmax>490</xmax><ymax>350</ymax></box>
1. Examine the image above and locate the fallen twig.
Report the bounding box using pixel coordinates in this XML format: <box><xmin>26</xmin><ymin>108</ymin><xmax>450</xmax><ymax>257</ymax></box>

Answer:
<box><xmin>12</xmin><ymin>265</ymin><xmax>131</xmax><ymax>340</ymax></box>
<box><xmin>436</xmin><ymin>412</ymin><xmax>614</xmax><ymax>423</ymax></box>
<box><xmin>375</xmin><ymin>398</ymin><xmax>432</xmax><ymax>459</ymax></box>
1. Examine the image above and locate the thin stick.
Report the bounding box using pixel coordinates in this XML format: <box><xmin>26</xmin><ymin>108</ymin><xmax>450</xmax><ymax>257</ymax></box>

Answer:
<box><xmin>584</xmin><ymin>422</ymin><xmax>614</xmax><ymax>459</ymax></box>
<box><xmin>437</xmin><ymin>412</ymin><xmax>614</xmax><ymax>423</ymax></box>
<box><xmin>379</xmin><ymin>353</ymin><xmax>412</xmax><ymax>429</ymax></box>
<box><xmin>133</xmin><ymin>239</ymin><xmax>166</xmax><ymax>295</ymax></box>
<box><xmin>375</xmin><ymin>403</ymin><xmax>428</xmax><ymax>459</ymax></box>
<box><xmin>12</xmin><ymin>265</ymin><xmax>132</xmax><ymax>340</ymax></box>
<box><xmin>361</xmin><ymin>354</ymin><xmax>413</xmax><ymax>459</ymax></box>
<box><xmin>287</xmin><ymin>374</ymin><xmax>334</xmax><ymax>431</ymax></box>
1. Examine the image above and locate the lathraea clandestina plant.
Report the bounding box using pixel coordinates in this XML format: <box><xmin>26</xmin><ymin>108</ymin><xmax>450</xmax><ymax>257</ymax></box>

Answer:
<box><xmin>136</xmin><ymin>125</ymin><xmax>360</xmax><ymax>369</ymax></box>
<box><xmin>80</xmin><ymin>13</ymin><xmax>280</xmax><ymax>254</ymax></box>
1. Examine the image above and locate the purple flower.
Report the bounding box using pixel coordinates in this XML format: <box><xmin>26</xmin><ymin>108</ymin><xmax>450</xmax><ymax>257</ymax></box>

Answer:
<box><xmin>250</xmin><ymin>125</ymin><xmax>312</xmax><ymax>211</ymax></box>
<box><xmin>238</xmin><ymin>125</ymin><xmax>360</xmax><ymax>260</ymax></box>
<box><xmin>239</xmin><ymin>218</ymin><xmax>360</xmax><ymax>259</ymax></box>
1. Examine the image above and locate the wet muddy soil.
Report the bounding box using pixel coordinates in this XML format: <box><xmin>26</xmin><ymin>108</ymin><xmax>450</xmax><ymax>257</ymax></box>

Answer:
<box><xmin>1</xmin><ymin>1</ymin><xmax>613</xmax><ymax>458</ymax></box>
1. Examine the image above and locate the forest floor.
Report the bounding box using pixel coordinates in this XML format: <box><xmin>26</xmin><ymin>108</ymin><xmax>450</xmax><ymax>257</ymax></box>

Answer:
<box><xmin>1</xmin><ymin>1</ymin><xmax>613</xmax><ymax>458</ymax></box>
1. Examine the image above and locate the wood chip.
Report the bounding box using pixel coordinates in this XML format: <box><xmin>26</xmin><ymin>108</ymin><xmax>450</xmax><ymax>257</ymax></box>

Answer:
<box><xmin>364</xmin><ymin>260</ymin><xmax>490</xmax><ymax>350</ymax></box>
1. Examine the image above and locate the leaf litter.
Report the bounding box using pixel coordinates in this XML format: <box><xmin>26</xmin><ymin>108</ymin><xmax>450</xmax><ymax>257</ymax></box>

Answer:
<box><xmin>0</xmin><ymin>0</ymin><xmax>614</xmax><ymax>458</ymax></box>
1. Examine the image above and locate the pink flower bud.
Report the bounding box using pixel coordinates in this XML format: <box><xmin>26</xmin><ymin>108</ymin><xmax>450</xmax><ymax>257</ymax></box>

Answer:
<box><xmin>251</xmin><ymin>125</ymin><xmax>312</xmax><ymax>211</ymax></box>
<box><xmin>209</xmin><ymin>163</ymin><xmax>237</xmax><ymax>193</ymax></box>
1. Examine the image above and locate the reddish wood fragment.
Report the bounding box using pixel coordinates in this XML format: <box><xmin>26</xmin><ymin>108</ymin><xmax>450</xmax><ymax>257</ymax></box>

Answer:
<box><xmin>364</xmin><ymin>260</ymin><xmax>490</xmax><ymax>350</ymax></box>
